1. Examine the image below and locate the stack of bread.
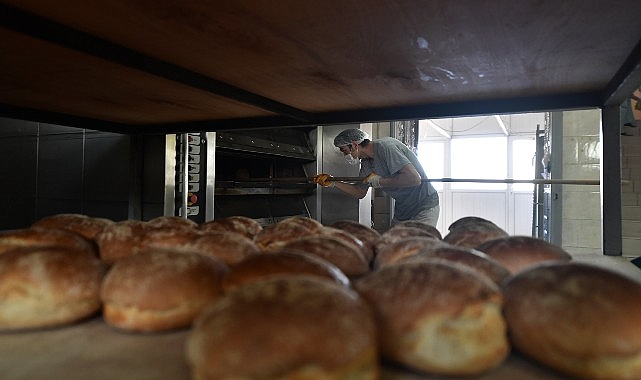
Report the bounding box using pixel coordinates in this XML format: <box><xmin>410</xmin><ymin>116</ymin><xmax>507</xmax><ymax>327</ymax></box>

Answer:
<box><xmin>2</xmin><ymin>213</ymin><xmax>641</xmax><ymax>380</ymax></box>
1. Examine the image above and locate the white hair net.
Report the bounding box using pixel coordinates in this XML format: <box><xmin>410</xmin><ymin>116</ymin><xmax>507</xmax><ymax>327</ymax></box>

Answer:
<box><xmin>333</xmin><ymin>129</ymin><xmax>369</xmax><ymax>147</ymax></box>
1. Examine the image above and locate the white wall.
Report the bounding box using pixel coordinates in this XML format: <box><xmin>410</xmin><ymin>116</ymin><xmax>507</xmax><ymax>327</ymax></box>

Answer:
<box><xmin>561</xmin><ymin>109</ymin><xmax>602</xmax><ymax>255</ymax></box>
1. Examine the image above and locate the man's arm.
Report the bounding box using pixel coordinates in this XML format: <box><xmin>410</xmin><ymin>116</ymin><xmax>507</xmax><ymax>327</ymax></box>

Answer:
<box><xmin>334</xmin><ymin>181</ymin><xmax>369</xmax><ymax>199</ymax></box>
<box><xmin>378</xmin><ymin>163</ymin><xmax>421</xmax><ymax>187</ymax></box>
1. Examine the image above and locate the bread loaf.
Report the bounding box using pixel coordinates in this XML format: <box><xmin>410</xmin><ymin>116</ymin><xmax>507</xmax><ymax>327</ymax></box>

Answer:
<box><xmin>476</xmin><ymin>235</ymin><xmax>571</xmax><ymax>274</ymax></box>
<box><xmin>32</xmin><ymin>213</ymin><xmax>114</xmax><ymax>241</ymax></box>
<box><xmin>374</xmin><ymin>236</ymin><xmax>449</xmax><ymax>269</ymax></box>
<box><xmin>101</xmin><ymin>249</ymin><xmax>228</xmax><ymax>332</ymax></box>
<box><xmin>222</xmin><ymin>252</ymin><xmax>349</xmax><ymax>292</ymax></box>
<box><xmin>321</xmin><ymin>226</ymin><xmax>369</xmax><ymax>263</ymax></box>
<box><xmin>443</xmin><ymin>218</ymin><xmax>509</xmax><ymax>249</ymax></box>
<box><xmin>330</xmin><ymin>220</ymin><xmax>380</xmax><ymax>263</ymax></box>
<box><xmin>199</xmin><ymin>216</ymin><xmax>263</xmax><ymax>239</ymax></box>
<box><xmin>278</xmin><ymin>235</ymin><xmax>370</xmax><ymax>277</ymax></box>
<box><xmin>254</xmin><ymin>223</ymin><xmax>314</xmax><ymax>253</ymax></box>
<box><xmin>146</xmin><ymin>215</ymin><xmax>198</xmax><ymax>230</ymax></box>
<box><xmin>0</xmin><ymin>227</ymin><xmax>97</xmax><ymax>256</ymax></box>
<box><xmin>402</xmin><ymin>245</ymin><xmax>511</xmax><ymax>285</ymax></box>
<box><xmin>186</xmin><ymin>276</ymin><xmax>379</xmax><ymax>379</ymax></box>
<box><xmin>503</xmin><ymin>262</ymin><xmax>641</xmax><ymax>380</ymax></box>
<box><xmin>392</xmin><ymin>220</ymin><xmax>443</xmax><ymax>240</ymax></box>
<box><xmin>376</xmin><ymin>226</ymin><xmax>440</xmax><ymax>251</ymax></box>
<box><xmin>95</xmin><ymin>220</ymin><xmax>147</xmax><ymax>264</ymax></box>
<box><xmin>181</xmin><ymin>232</ymin><xmax>260</xmax><ymax>265</ymax></box>
<box><xmin>0</xmin><ymin>247</ymin><xmax>104</xmax><ymax>330</ymax></box>
<box><xmin>354</xmin><ymin>260</ymin><xmax>509</xmax><ymax>376</ymax></box>
<box><xmin>136</xmin><ymin>227</ymin><xmax>204</xmax><ymax>253</ymax></box>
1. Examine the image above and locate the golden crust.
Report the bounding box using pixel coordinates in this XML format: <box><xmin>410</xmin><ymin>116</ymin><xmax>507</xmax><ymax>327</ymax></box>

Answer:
<box><xmin>181</xmin><ymin>232</ymin><xmax>260</xmax><ymax>265</ymax></box>
<box><xmin>32</xmin><ymin>213</ymin><xmax>114</xmax><ymax>240</ymax></box>
<box><xmin>503</xmin><ymin>262</ymin><xmax>641</xmax><ymax>380</ymax></box>
<box><xmin>374</xmin><ymin>236</ymin><xmax>449</xmax><ymax>269</ymax></box>
<box><xmin>392</xmin><ymin>220</ymin><xmax>442</xmax><ymax>240</ymax></box>
<box><xmin>402</xmin><ymin>245</ymin><xmax>511</xmax><ymax>285</ymax></box>
<box><xmin>254</xmin><ymin>223</ymin><xmax>313</xmax><ymax>253</ymax></box>
<box><xmin>136</xmin><ymin>227</ymin><xmax>204</xmax><ymax>252</ymax></box>
<box><xmin>376</xmin><ymin>226</ymin><xmax>440</xmax><ymax>256</ymax></box>
<box><xmin>222</xmin><ymin>252</ymin><xmax>350</xmax><ymax>292</ymax></box>
<box><xmin>146</xmin><ymin>216</ymin><xmax>198</xmax><ymax>230</ymax></box>
<box><xmin>443</xmin><ymin>222</ymin><xmax>509</xmax><ymax>249</ymax></box>
<box><xmin>320</xmin><ymin>226</ymin><xmax>369</xmax><ymax>262</ymax></box>
<box><xmin>330</xmin><ymin>220</ymin><xmax>380</xmax><ymax>262</ymax></box>
<box><xmin>354</xmin><ymin>260</ymin><xmax>509</xmax><ymax>375</ymax></box>
<box><xmin>199</xmin><ymin>216</ymin><xmax>263</xmax><ymax>239</ymax></box>
<box><xmin>277</xmin><ymin>216</ymin><xmax>324</xmax><ymax>233</ymax></box>
<box><xmin>0</xmin><ymin>227</ymin><xmax>97</xmax><ymax>256</ymax></box>
<box><xmin>447</xmin><ymin>216</ymin><xmax>501</xmax><ymax>232</ymax></box>
<box><xmin>0</xmin><ymin>247</ymin><xmax>105</xmax><ymax>330</ymax></box>
<box><xmin>186</xmin><ymin>276</ymin><xmax>379</xmax><ymax>380</ymax></box>
<box><xmin>277</xmin><ymin>235</ymin><xmax>370</xmax><ymax>277</ymax></box>
<box><xmin>100</xmin><ymin>250</ymin><xmax>228</xmax><ymax>332</ymax></box>
<box><xmin>95</xmin><ymin>220</ymin><xmax>148</xmax><ymax>264</ymax></box>
<box><xmin>476</xmin><ymin>235</ymin><xmax>571</xmax><ymax>274</ymax></box>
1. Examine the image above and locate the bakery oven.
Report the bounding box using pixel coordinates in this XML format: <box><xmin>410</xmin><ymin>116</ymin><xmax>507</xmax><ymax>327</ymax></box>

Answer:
<box><xmin>213</xmin><ymin>128</ymin><xmax>317</xmax><ymax>226</ymax></box>
<box><xmin>164</xmin><ymin>125</ymin><xmax>372</xmax><ymax>226</ymax></box>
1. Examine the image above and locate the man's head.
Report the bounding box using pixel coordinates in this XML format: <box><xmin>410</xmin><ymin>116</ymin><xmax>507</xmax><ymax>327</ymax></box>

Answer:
<box><xmin>334</xmin><ymin>129</ymin><xmax>369</xmax><ymax>165</ymax></box>
<box><xmin>333</xmin><ymin>129</ymin><xmax>369</xmax><ymax>148</ymax></box>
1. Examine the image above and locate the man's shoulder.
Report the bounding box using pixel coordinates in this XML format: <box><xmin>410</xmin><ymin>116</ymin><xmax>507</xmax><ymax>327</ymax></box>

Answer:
<box><xmin>376</xmin><ymin>137</ymin><xmax>403</xmax><ymax>147</ymax></box>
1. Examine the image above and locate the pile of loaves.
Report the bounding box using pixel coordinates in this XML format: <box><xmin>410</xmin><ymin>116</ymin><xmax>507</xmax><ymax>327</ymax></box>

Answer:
<box><xmin>1</xmin><ymin>213</ymin><xmax>641</xmax><ymax>380</ymax></box>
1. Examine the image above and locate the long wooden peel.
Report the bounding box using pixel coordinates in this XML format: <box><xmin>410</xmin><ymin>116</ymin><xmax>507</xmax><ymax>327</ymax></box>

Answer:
<box><xmin>229</xmin><ymin>177</ymin><xmax>615</xmax><ymax>185</ymax></box>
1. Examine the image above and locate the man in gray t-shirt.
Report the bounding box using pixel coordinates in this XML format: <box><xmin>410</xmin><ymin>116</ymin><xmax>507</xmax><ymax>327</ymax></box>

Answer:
<box><xmin>313</xmin><ymin>128</ymin><xmax>439</xmax><ymax>226</ymax></box>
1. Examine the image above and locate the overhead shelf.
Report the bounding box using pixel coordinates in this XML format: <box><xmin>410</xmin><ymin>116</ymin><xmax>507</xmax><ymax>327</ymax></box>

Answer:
<box><xmin>0</xmin><ymin>1</ymin><xmax>639</xmax><ymax>133</ymax></box>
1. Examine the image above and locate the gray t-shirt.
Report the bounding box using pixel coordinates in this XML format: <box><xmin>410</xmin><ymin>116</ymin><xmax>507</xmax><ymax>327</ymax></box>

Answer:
<box><xmin>358</xmin><ymin>137</ymin><xmax>439</xmax><ymax>220</ymax></box>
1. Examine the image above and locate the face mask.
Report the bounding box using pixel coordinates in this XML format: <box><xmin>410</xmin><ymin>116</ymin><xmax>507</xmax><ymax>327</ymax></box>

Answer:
<box><xmin>344</xmin><ymin>152</ymin><xmax>360</xmax><ymax>165</ymax></box>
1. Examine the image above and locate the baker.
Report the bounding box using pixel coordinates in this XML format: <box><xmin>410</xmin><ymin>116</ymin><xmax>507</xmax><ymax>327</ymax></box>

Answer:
<box><xmin>313</xmin><ymin>128</ymin><xmax>440</xmax><ymax>227</ymax></box>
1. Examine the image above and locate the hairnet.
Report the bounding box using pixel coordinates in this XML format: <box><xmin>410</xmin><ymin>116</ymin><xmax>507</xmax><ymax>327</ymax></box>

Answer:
<box><xmin>333</xmin><ymin>129</ymin><xmax>369</xmax><ymax>147</ymax></box>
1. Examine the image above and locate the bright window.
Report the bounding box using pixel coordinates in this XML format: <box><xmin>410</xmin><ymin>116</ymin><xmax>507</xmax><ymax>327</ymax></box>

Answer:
<box><xmin>451</xmin><ymin>137</ymin><xmax>507</xmax><ymax>190</ymax></box>
<box><xmin>512</xmin><ymin>138</ymin><xmax>536</xmax><ymax>191</ymax></box>
<box><xmin>417</xmin><ymin>141</ymin><xmax>445</xmax><ymax>190</ymax></box>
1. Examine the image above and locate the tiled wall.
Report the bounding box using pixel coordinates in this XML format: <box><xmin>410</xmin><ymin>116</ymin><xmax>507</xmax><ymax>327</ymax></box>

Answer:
<box><xmin>561</xmin><ymin>109</ymin><xmax>602</xmax><ymax>255</ymax></box>
<box><xmin>621</xmin><ymin>127</ymin><xmax>641</xmax><ymax>257</ymax></box>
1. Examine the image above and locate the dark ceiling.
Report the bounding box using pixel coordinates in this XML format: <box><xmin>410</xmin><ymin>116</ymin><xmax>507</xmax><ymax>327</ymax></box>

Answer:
<box><xmin>1</xmin><ymin>0</ymin><xmax>640</xmax><ymax>134</ymax></box>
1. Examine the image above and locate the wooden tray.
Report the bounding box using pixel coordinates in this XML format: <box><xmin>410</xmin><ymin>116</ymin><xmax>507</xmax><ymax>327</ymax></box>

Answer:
<box><xmin>0</xmin><ymin>316</ymin><xmax>569</xmax><ymax>380</ymax></box>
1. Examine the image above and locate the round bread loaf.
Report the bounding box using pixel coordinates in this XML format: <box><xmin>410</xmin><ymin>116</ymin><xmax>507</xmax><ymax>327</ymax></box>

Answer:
<box><xmin>32</xmin><ymin>213</ymin><xmax>114</xmax><ymax>240</ymax></box>
<box><xmin>254</xmin><ymin>222</ymin><xmax>314</xmax><ymax>253</ymax></box>
<box><xmin>354</xmin><ymin>260</ymin><xmax>509</xmax><ymax>376</ymax></box>
<box><xmin>101</xmin><ymin>250</ymin><xmax>228</xmax><ymax>332</ymax></box>
<box><xmin>278</xmin><ymin>235</ymin><xmax>370</xmax><ymax>277</ymax></box>
<box><xmin>136</xmin><ymin>227</ymin><xmax>204</xmax><ymax>253</ymax></box>
<box><xmin>276</xmin><ymin>216</ymin><xmax>324</xmax><ymax>233</ymax></box>
<box><xmin>402</xmin><ymin>245</ymin><xmax>511</xmax><ymax>285</ymax></box>
<box><xmin>0</xmin><ymin>247</ymin><xmax>105</xmax><ymax>330</ymax></box>
<box><xmin>0</xmin><ymin>227</ymin><xmax>97</xmax><ymax>256</ymax></box>
<box><xmin>443</xmin><ymin>220</ymin><xmax>509</xmax><ymax>249</ymax></box>
<box><xmin>374</xmin><ymin>236</ymin><xmax>449</xmax><ymax>269</ymax></box>
<box><xmin>476</xmin><ymin>235</ymin><xmax>571</xmax><ymax>274</ymax></box>
<box><xmin>321</xmin><ymin>226</ymin><xmax>369</xmax><ymax>263</ymax></box>
<box><xmin>376</xmin><ymin>226</ymin><xmax>440</xmax><ymax>252</ymax></box>
<box><xmin>222</xmin><ymin>252</ymin><xmax>350</xmax><ymax>292</ymax></box>
<box><xmin>95</xmin><ymin>220</ymin><xmax>147</xmax><ymax>264</ymax></box>
<box><xmin>503</xmin><ymin>262</ymin><xmax>641</xmax><ymax>380</ymax></box>
<box><xmin>447</xmin><ymin>216</ymin><xmax>500</xmax><ymax>232</ymax></box>
<box><xmin>199</xmin><ymin>216</ymin><xmax>263</xmax><ymax>239</ymax></box>
<box><xmin>392</xmin><ymin>220</ymin><xmax>443</xmax><ymax>240</ymax></box>
<box><xmin>181</xmin><ymin>232</ymin><xmax>260</xmax><ymax>265</ymax></box>
<box><xmin>331</xmin><ymin>220</ymin><xmax>380</xmax><ymax>262</ymax></box>
<box><xmin>146</xmin><ymin>215</ymin><xmax>198</xmax><ymax>230</ymax></box>
<box><xmin>186</xmin><ymin>276</ymin><xmax>379</xmax><ymax>380</ymax></box>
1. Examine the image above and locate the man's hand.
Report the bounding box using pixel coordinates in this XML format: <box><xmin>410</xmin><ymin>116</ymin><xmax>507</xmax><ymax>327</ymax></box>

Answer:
<box><xmin>312</xmin><ymin>174</ymin><xmax>335</xmax><ymax>187</ymax></box>
<box><xmin>363</xmin><ymin>173</ymin><xmax>382</xmax><ymax>188</ymax></box>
